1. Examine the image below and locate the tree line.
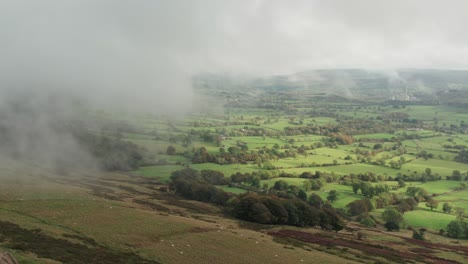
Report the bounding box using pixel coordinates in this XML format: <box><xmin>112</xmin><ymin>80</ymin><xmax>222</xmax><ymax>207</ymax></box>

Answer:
<box><xmin>168</xmin><ymin>168</ymin><xmax>345</xmax><ymax>232</ymax></box>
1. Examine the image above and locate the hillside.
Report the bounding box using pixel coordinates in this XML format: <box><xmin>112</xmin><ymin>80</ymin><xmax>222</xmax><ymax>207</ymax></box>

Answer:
<box><xmin>1</xmin><ymin>158</ymin><xmax>467</xmax><ymax>263</ymax></box>
<box><xmin>194</xmin><ymin>69</ymin><xmax>468</xmax><ymax>103</ymax></box>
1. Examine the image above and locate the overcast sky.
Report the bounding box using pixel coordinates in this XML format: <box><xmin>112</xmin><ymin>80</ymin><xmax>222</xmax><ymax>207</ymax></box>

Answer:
<box><xmin>1</xmin><ymin>0</ymin><xmax>468</xmax><ymax>111</ymax></box>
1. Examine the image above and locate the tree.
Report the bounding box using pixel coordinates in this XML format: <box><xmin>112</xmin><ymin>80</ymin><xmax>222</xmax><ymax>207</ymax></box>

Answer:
<box><xmin>389</xmin><ymin>160</ymin><xmax>401</xmax><ymax>169</ymax></box>
<box><xmin>398</xmin><ymin>197</ymin><xmax>418</xmax><ymax>213</ymax></box>
<box><xmin>383</xmin><ymin>207</ymin><xmax>403</xmax><ymax>223</ymax></box>
<box><xmin>327</xmin><ymin>190</ymin><xmax>338</xmax><ymax>203</ymax></box>
<box><xmin>250</xmin><ymin>202</ymin><xmax>273</xmax><ymax>224</ymax></box>
<box><xmin>406</xmin><ymin>187</ymin><xmax>428</xmax><ymax>199</ymax></box>
<box><xmin>251</xmin><ymin>177</ymin><xmax>261</xmax><ymax>189</ymax></box>
<box><xmin>384</xmin><ymin>221</ymin><xmax>400</xmax><ymax>231</ymax></box>
<box><xmin>319</xmin><ymin>208</ymin><xmax>345</xmax><ymax>233</ymax></box>
<box><xmin>451</xmin><ymin>170</ymin><xmax>462</xmax><ymax>181</ymax></box>
<box><xmin>360</xmin><ymin>182</ymin><xmax>375</xmax><ymax>198</ymax></box>
<box><xmin>382</xmin><ymin>207</ymin><xmax>403</xmax><ymax>231</ymax></box>
<box><xmin>425</xmin><ymin>199</ymin><xmax>439</xmax><ymax>210</ymax></box>
<box><xmin>347</xmin><ymin>199</ymin><xmax>373</xmax><ymax>216</ymax></box>
<box><xmin>351</xmin><ymin>181</ymin><xmax>360</xmax><ymax>194</ymax></box>
<box><xmin>273</xmin><ymin>180</ymin><xmax>289</xmax><ymax>191</ymax></box>
<box><xmin>181</xmin><ymin>135</ymin><xmax>192</xmax><ymax>147</ymax></box>
<box><xmin>425</xmin><ymin>168</ymin><xmax>432</xmax><ymax>176</ymax></box>
<box><xmin>302</xmin><ymin>180</ymin><xmax>311</xmax><ymax>191</ymax></box>
<box><xmin>398</xmin><ymin>180</ymin><xmax>406</xmax><ymax>188</ymax></box>
<box><xmin>201</xmin><ymin>170</ymin><xmax>226</xmax><ymax>185</ymax></box>
<box><xmin>263</xmin><ymin>198</ymin><xmax>288</xmax><ymax>224</ymax></box>
<box><xmin>442</xmin><ymin>202</ymin><xmax>453</xmax><ymax>214</ymax></box>
<box><xmin>166</xmin><ymin>145</ymin><xmax>177</xmax><ymax>155</ymax></box>
<box><xmin>446</xmin><ymin>220</ymin><xmax>465</xmax><ymax>238</ymax></box>
<box><xmin>412</xmin><ymin>228</ymin><xmax>426</xmax><ymax>240</ymax></box>
<box><xmin>455</xmin><ymin>149</ymin><xmax>468</xmax><ymax>164</ymax></box>
<box><xmin>360</xmin><ymin>216</ymin><xmax>376</xmax><ymax>227</ymax></box>
<box><xmin>298</xmin><ymin>190</ymin><xmax>307</xmax><ymax>201</ymax></box>
<box><xmin>308</xmin><ymin>193</ymin><xmax>324</xmax><ymax>209</ymax></box>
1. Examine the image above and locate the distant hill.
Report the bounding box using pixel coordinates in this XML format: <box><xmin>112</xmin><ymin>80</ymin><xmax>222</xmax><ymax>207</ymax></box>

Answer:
<box><xmin>193</xmin><ymin>69</ymin><xmax>468</xmax><ymax>103</ymax></box>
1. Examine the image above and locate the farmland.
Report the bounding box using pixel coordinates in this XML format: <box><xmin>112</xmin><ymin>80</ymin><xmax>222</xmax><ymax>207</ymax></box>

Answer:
<box><xmin>1</xmin><ymin>81</ymin><xmax>468</xmax><ymax>263</ymax></box>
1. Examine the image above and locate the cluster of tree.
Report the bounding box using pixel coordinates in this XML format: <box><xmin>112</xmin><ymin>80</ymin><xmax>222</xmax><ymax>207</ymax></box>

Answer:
<box><xmin>442</xmin><ymin>144</ymin><xmax>466</xmax><ymax>150</ymax></box>
<box><xmin>380</xmin><ymin>112</ymin><xmax>409</xmax><ymax>121</ymax></box>
<box><xmin>227</xmin><ymin>127</ymin><xmax>281</xmax><ymax>137</ymax></box>
<box><xmin>163</xmin><ymin>133</ymin><xmax>193</xmax><ymax>147</ymax></box>
<box><xmin>382</xmin><ymin>207</ymin><xmax>403</xmax><ymax>231</ymax></box>
<box><xmin>328</xmin><ymin>133</ymin><xmax>354</xmax><ymax>145</ymax></box>
<box><xmin>446</xmin><ymin>170</ymin><xmax>467</xmax><ymax>181</ymax></box>
<box><xmin>388</xmin><ymin>157</ymin><xmax>407</xmax><ymax>169</ymax></box>
<box><xmin>350</xmin><ymin>181</ymin><xmax>390</xmax><ymax>198</ymax></box>
<box><xmin>446</xmin><ymin>209</ymin><xmax>467</xmax><ymax>238</ymax></box>
<box><xmin>190</xmin><ymin>147</ymin><xmax>262</xmax><ymax>165</ymax></box>
<box><xmin>405</xmin><ymin>187</ymin><xmax>429</xmax><ymax>200</ymax></box>
<box><xmin>455</xmin><ymin>149</ymin><xmax>468</xmax><ymax>164</ymax></box>
<box><xmin>169</xmin><ymin>168</ymin><xmax>233</xmax><ymax>205</ymax></box>
<box><xmin>284</xmin><ymin>121</ymin><xmax>370</xmax><ymax>137</ymax></box>
<box><xmin>346</xmin><ymin>172</ymin><xmax>387</xmax><ymax>182</ymax></box>
<box><xmin>168</xmin><ymin>168</ymin><xmax>345</xmax><ymax>232</ymax></box>
<box><xmin>74</xmin><ymin>131</ymin><xmax>147</xmax><ymax>171</ymax></box>
<box><xmin>346</xmin><ymin>190</ymin><xmax>422</xmax><ymax>218</ymax></box>
<box><xmin>347</xmin><ymin>199</ymin><xmax>375</xmax><ymax>217</ymax></box>
<box><xmin>190</xmin><ymin>142</ymin><xmax>326</xmax><ymax>165</ymax></box>
<box><xmin>231</xmin><ymin>193</ymin><xmax>344</xmax><ymax>231</ymax></box>
<box><xmin>394</xmin><ymin>170</ymin><xmax>441</xmax><ymax>182</ymax></box>
<box><xmin>300</xmin><ymin>170</ymin><xmax>341</xmax><ymax>182</ymax></box>
<box><xmin>416</xmin><ymin>150</ymin><xmax>434</xmax><ymax>160</ymax></box>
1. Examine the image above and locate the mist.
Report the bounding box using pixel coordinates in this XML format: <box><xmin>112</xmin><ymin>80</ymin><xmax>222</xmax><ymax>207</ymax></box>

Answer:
<box><xmin>1</xmin><ymin>0</ymin><xmax>468</xmax><ymax>169</ymax></box>
<box><xmin>2</xmin><ymin>1</ymin><xmax>468</xmax><ymax>107</ymax></box>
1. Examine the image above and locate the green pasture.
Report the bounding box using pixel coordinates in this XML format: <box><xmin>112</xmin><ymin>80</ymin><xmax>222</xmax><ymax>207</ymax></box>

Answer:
<box><xmin>302</xmin><ymin>163</ymin><xmax>397</xmax><ymax>176</ymax></box>
<box><xmin>403</xmin><ymin>208</ymin><xmax>456</xmax><ymax>230</ymax></box>
<box><xmin>311</xmin><ymin>183</ymin><xmax>363</xmax><ymax>209</ymax></box>
<box><xmin>190</xmin><ymin>163</ymin><xmax>260</xmax><ymax>176</ymax></box>
<box><xmin>222</xmin><ymin>136</ymin><xmax>285</xmax><ymax>149</ymax></box>
<box><xmin>260</xmin><ymin>177</ymin><xmax>308</xmax><ymax>188</ymax></box>
<box><xmin>401</xmin><ymin>159</ymin><xmax>468</xmax><ymax>177</ymax></box>
<box><xmin>285</xmin><ymin>135</ymin><xmax>327</xmax><ymax>143</ymax></box>
<box><xmin>398</xmin><ymin>180</ymin><xmax>462</xmax><ymax>194</ymax></box>
<box><xmin>273</xmin><ymin>155</ymin><xmax>344</xmax><ymax>168</ymax></box>
<box><xmin>134</xmin><ymin>165</ymin><xmax>184</xmax><ymax>182</ymax></box>
<box><xmin>313</xmin><ymin>147</ymin><xmax>354</xmax><ymax>159</ymax></box>
<box><xmin>435</xmin><ymin>189</ymin><xmax>468</xmax><ymax>210</ymax></box>
<box><xmin>218</xmin><ymin>186</ymin><xmax>248</xmax><ymax>194</ymax></box>
<box><xmin>354</xmin><ymin>133</ymin><xmax>396</xmax><ymax>140</ymax></box>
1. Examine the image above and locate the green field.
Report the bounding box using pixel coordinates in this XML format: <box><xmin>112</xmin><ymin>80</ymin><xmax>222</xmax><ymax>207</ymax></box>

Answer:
<box><xmin>404</xmin><ymin>209</ymin><xmax>456</xmax><ymax>230</ymax></box>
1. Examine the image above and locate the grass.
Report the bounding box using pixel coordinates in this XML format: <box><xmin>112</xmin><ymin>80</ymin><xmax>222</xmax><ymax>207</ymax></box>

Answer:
<box><xmin>260</xmin><ymin>177</ymin><xmax>309</xmax><ymax>188</ymax></box>
<box><xmin>403</xmin><ymin>208</ymin><xmax>456</xmax><ymax>230</ymax></box>
<box><xmin>222</xmin><ymin>136</ymin><xmax>285</xmax><ymax>149</ymax></box>
<box><xmin>134</xmin><ymin>165</ymin><xmax>183</xmax><ymax>182</ymax></box>
<box><xmin>401</xmin><ymin>159</ymin><xmax>468</xmax><ymax>177</ymax></box>
<box><xmin>435</xmin><ymin>189</ymin><xmax>468</xmax><ymax>210</ymax></box>
<box><xmin>190</xmin><ymin>163</ymin><xmax>259</xmax><ymax>176</ymax></box>
<box><xmin>354</xmin><ymin>133</ymin><xmax>396</xmax><ymax>140</ymax></box>
<box><xmin>217</xmin><ymin>186</ymin><xmax>248</xmax><ymax>194</ymax></box>
<box><xmin>312</xmin><ymin>183</ymin><xmax>363</xmax><ymax>209</ymax></box>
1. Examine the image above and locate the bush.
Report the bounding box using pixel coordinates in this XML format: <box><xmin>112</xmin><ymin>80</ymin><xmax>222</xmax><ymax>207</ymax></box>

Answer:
<box><xmin>360</xmin><ymin>217</ymin><xmax>376</xmax><ymax>227</ymax></box>
<box><xmin>384</xmin><ymin>221</ymin><xmax>400</xmax><ymax>231</ymax></box>
<box><xmin>412</xmin><ymin>228</ymin><xmax>426</xmax><ymax>240</ymax></box>
<box><xmin>446</xmin><ymin>220</ymin><xmax>467</xmax><ymax>238</ymax></box>
<box><xmin>439</xmin><ymin>229</ymin><xmax>445</xmax><ymax>236</ymax></box>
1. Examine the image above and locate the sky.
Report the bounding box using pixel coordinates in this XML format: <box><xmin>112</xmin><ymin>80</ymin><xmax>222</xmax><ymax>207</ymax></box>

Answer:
<box><xmin>1</xmin><ymin>0</ymin><xmax>468</xmax><ymax>112</ymax></box>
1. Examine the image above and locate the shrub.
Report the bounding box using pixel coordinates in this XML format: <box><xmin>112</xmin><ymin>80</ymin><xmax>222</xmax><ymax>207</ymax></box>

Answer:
<box><xmin>384</xmin><ymin>221</ymin><xmax>400</xmax><ymax>231</ymax></box>
<box><xmin>360</xmin><ymin>217</ymin><xmax>376</xmax><ymax>227</ymax></box>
